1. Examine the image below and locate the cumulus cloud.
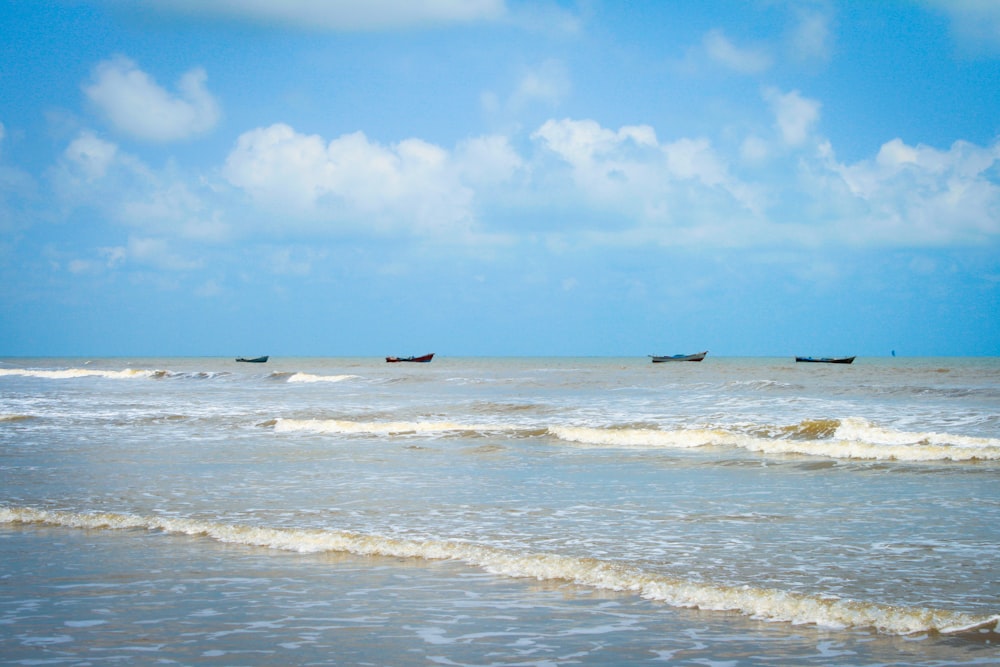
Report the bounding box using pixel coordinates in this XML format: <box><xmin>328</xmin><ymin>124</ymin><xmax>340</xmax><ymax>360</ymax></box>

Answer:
<box><xmin>84</xmin><ymin>56</ymin><xmax>220</xmax><ymax>142</ymax></box>
<box><xmin>531</xmin><ymin>119</ymin><xmax>657</xmax><ymax>165</ymax></box>
<box><xmin>40</xmin><ymin>107</ymin><xmax>1000</xmax><ymax>262</ymax></box>
<box><xmin>455</xmin><ymin>135</ymin><xmax>524</xmax><ymax>186</ymax></box>
<box><xmin>529</xmin><ymin>119</ymin><xmax>661</xmax><ymax>206</ymax></box>
<box><xmin>222</xmin><ymin>123</ymin><xmax>521</xmax><ymax>236</ymax></box>
<box><xmin>52</xmin><ymin>130</ymin><xmax>228</xmax><ymax>243</ymax></box>
<box><xmin>525</xmin><ymin>112</ymin><xmax>1000</xmax><ymax>249</ymax></box>
<box><xmin>830</xmin><ymin>138</ymin><xmax>1000</xmax><ymax>244</ymax></box>
<box><xmin>703</xmin><ymin>29</ymin><xmax>772</xmax><ymax>73</ymax></box>
<box><xmin>530</xmin><ymin>119</ymin><xmax>739</xmax><ymax>195</ymax></box>
<box><xmin>63</xmin><ymin>131</ymin><xmax>119</xmax><ymax>181</ymax></box>
<box><xmin>142</xmin><ymin>0</ymin><xmax>507</xmax><ymax>31</ymax></box>
<box><xmin>764</xmin><ymin>87</ymin><xmax>821</xmax><ymax>147</ymax></box>
<box><xmin>528</xmin><ymin>118</ymin><xmax>762</xmax><ymax>240</ymax></box>
<box><xmin>481</xmin><ymin>60</ymin><xmax>572</xmax><ymax>130</ymax></box>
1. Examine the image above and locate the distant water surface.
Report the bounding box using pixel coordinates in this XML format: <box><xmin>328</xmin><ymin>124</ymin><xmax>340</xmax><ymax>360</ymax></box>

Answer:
<box><xmin>1</xmin><ymin>356</ymin><xmax>998</xmax><ymax>665</ymax></box>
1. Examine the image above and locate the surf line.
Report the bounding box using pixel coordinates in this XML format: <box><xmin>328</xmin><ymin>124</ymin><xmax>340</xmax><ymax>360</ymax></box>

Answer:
<box><xmin>1</xmin><ymin>506</ymin><xmax>997</xmax><ymax>637</ymax></box>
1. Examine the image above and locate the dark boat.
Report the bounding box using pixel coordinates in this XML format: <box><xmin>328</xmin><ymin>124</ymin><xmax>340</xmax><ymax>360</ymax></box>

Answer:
<box><xmin>236</xmin><ymin>356</ymin><xmax>269</xmax><ymax>363</ymax></box>
<box><xmin>386</xmin><ymin>353</ymin><xmax>434</xmax><ymax>363</ymax></box>
<box><xmin>649</xmin><ymin>351</ymin><xmax>707</xmax><ymax>363</ymax></box>
<box><xmin>795</xmin><ymin>356</ymin><xmax>855</xmax><ymax>364</ymax></box>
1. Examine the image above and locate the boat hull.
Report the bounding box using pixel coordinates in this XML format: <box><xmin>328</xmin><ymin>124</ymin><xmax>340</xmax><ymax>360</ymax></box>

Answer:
<box><xmin>649</xmin><ymin>351</ymin><xmax>707</xmax><ymax>363</ymax></box>
<box><xmin>386</xmin><ymin>353</ymin><xmax>434</xmax><ymax>363</ymax></box>
<box><xmin>795</xmin><ymin>356</ymin><xmax>855</xmax><ymax>364</ymax></box>
<box><xmin>235</xmin><ymin>356</ymin><xmax>269</xmax><ymax>363</ymax></box>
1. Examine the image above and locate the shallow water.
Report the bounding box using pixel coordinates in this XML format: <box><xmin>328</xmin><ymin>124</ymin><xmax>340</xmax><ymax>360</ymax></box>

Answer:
<box><xmin>1</xmin><ymin>356</ymin><xmax>998</xmax><ymax>664</ymax></box>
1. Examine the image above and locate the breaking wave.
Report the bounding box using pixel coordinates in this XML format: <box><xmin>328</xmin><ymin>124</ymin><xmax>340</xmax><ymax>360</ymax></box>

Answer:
<box><xmin>286</xmin><ymin>372</ymin><xmax>360</xmax><ymax>383</ymax></box>
<box><xmin>269</xmin><ymin>416</ymin><xmax>1000</xmax><ymax>461</ymax></box>
<box><xmin>550</xmin><ymin>418</ymin><xmax>1000</xmax><ymax>462</ymax></box>
<box><xmin>549</xmin><ymin>418</ymin><xmax>1000</xmax><ymax>462</ymax></box>
<box><xmin>2</xmin><ymin>506</ymin><xmax>995</xmax><ymax>636</ymax></box>
<box><xmin>274</xmin><ymin>418</ymin><xmax>521</xmax><ymax>436</ymax></box>
<box><xmin>0</xmin><ymin>367</ymin><xmax>168</xmax><ymax>380</ymax></box>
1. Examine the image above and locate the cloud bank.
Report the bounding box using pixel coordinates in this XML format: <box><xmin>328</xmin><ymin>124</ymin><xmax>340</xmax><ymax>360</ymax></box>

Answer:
<box><xmin>35</xmin><ymin>50</ymin><xmax>999</xmax><ymax>260</ymax></box>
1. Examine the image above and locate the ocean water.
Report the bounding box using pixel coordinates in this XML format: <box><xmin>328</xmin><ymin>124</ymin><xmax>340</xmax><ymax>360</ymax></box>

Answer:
<box><xmin>1</xmin><ymin>355</ymin><xmax>998</xmax><ymax>666</ymax></box>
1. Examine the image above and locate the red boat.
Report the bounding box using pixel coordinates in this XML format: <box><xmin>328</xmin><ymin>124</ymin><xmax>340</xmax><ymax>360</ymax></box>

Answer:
<box><xmin>386</xmin><ymin>353</ymin><xmax>434</xmax><ymax>363</ymax></box>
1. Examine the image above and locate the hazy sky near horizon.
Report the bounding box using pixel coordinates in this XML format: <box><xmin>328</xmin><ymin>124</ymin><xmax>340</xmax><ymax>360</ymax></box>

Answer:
<box><xmin>1</xmin><ymin>0</ymin><xmax>998</xmax><ymax>357</ymax></box>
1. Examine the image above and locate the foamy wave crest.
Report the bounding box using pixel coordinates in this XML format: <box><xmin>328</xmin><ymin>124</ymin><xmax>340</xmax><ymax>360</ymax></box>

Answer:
<box><xmin>739</xmin><ymin>437</ymin><xmax>1000</xmax><ymax>462</ymax></box>
<box><xmin>274</xmin><ymin>418</ymin><xmax>518</xmax><ymax>436</ymax></box>
<box><xmin>0</xmin><ymin>368</ymin><xmax>166</xmax><ymax>380</ymax></box>
<box><xmin>2</xmin><ymin>506</ymin><xmax>996</xmax><ymax>636</ymax></box>
<box><xmin>835</xmin><ymin>418</ymin><xmax>1000</xmax><ymax>450</ymax></box>
<box><xmin>550</xmin><ymin>421</ymin><xmax>1000</xmax><ymax>462</ymax></box>
<box><xmin>549</xmin><ymin>426</ymin><xmax>732</xmax><ymax>449</ymax></box>
<box><xmin>286</xmin><ymin>372</ymin><xmax>359</xmax><ymax>383</ymax></box>
<box><xmin>737</xmin><ymin>418</ymin><xmax>1000</xmax><ymax>462</ymax></box>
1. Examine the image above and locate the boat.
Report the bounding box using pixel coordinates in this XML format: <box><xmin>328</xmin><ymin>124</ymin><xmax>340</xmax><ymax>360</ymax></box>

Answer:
<box><xmin>795</xmin><ymin>356</ymin><xmax>855</xmax><ymax>364</ymax></box>
<box><xmin>649</xmin><ymin>351</ymin><xmax>707</xmax><ymax>363</ymax></box>
<box><xmin>386</xmin><ymin>353</ymin><xmax>434</xmax><ymax>363</ymax></box>
<box><xmin>235</xmin><ymin>356</ymin><xmax>269</xmax><ymax>363</ymax></box>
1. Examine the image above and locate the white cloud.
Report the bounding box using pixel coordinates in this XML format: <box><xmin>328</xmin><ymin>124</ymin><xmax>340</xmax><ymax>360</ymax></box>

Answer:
<box><xmin>127</xmin><ymin>235</ymin><xmax>202</xmax><ymax>271</ymax></box>
<box><xmin>527</xmin><ymin>113</ymin><xmax>1000</xmax><ymax>250</ymax></box>
<box><xmin>144</xmin><ymin>0</ymin><xmax>507</xmax><ymax>31</ymax></box>
<box><xmin>100</xmin><ymin>246</ymin><xmax>127</xmax><ymax>268</ymax></box>
<box><xmin>481</xmin><ymin>60</ymin><xmax>572</xmax><ymax>131</ymax></box>
<box><xmin>787</xmin><ymin>7</ymin><xmax>833</xmax><ymax>63</ymax></box>
<box><xmin>830</xmin><ymin>138</ymin><xmax>1000</xmax><ymax>244</ymax></box>
<box><xmin>63</xmin><ymin>131</ymin><xmax>119</xmax><ymax>181</ymax></box>
<box><xmin>529</xmin><ymin>118</ymin><xmax>763</xmax><ymax>236</ymax></box>
<box><xmin>764</xmin><ymin>87</ymin><xmax>821</xmax><ymax>147</ymax></box>
<box><xmin>531</xmin><ymin>119</ymin><xmax>658</xmax><ymax>166</ymax></box>
<box><xmin>703</xmin><ymin>29</ymin><xmax>772</xmax><ymax>74</ymax></box>
<box><xmin>663</xmin><ymin>137</ymin><xmax>727</xmax><ymax>187</ymax></box>
<box><xmin>740</xmin><ymin>135</ymin><xmax>770</xmax><ymax>163</ymax></box>
<box><xmin>40</xmin><ymin>111</ymin><xmax>1000</xmax><ymax>266</ymax></box>
<box><xmin>84</xmin><ymin>56</ymin><xmax>220</xmax><ymax>142</ymax></box>
<box><xmin>507</xmin><ymin>60</ymin><xmax>571</xmax><ymax>111</ymax></box>
<box><xmin>53</xmin><ymin>130</ymin><xmax>228</xmax><ymax>243</ymax></box>
<box><xmin>222</xmin><ymin>123</ymin><xmax>495</xmax><ymax>236</ymax></box>
<box><xmin>923</xmin><ymin>0</ymin><xmax>1000</xmax><ymax>52</ymax></box>
<box><xmin>530</xmin><ymin>119</ymin><xmax>663</xmax><ymax>206</ymax></box>
<box><xmin>455</xmin><ymin>135</ymin><xmax>523</xmax><ymax>186</ymax></box>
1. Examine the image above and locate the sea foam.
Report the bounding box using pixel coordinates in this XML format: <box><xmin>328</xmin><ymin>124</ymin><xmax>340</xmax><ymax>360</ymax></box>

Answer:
<box><xmin>286</xmin><ymin>373</ymin><xmax>359</xmax><ymax>383</ymax></box>
<box><xmin>0</xmin><ymin>368</ymin><xmax>165</xmax><ymax>380</ymax></box>
<box><xmin>273</xmin><ymin>418</ymin><xmax>518</xmax><ymax>436</ymax></box>
<box><xmin>548</xmin><ymin>420</ymin><xmax>1000</xmax><ymax>462</ymax></box>
<box><xmin>1</xmin><ymin>506</ymin><xmax>996</xmax><ymax>637</ymax></box>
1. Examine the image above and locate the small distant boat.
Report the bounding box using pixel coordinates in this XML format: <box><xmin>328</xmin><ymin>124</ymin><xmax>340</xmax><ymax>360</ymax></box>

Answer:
<box><xmin>649</xmin><ymin>351</ymin><xmax>707</xmax><ymax>363</ymax></box>
<box><xmin>236</xmin><ymin>356</ymin><xmax>269</xmax><ymax>363</ymax></box>
<box><xmin>386</xmin><ymin>353</ymin><xmax>434</xmax><ymax>363</ymax></box>
<box><xmin>795</xmin><ymin>356</ymin><xmax>855</xmax><ymax>364</ymax></box>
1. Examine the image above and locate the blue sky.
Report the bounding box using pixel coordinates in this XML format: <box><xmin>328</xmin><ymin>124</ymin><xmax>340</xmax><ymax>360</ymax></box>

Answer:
<box><xmin>1</xmin><ymin>0</ymin><xmax>998</xmax><ymax>357</ymax></box>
